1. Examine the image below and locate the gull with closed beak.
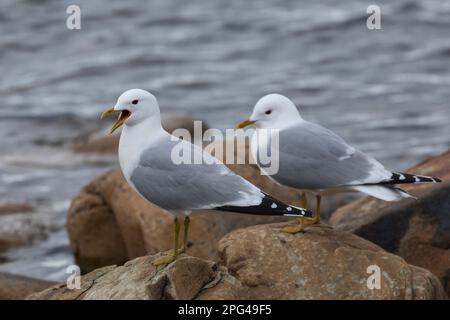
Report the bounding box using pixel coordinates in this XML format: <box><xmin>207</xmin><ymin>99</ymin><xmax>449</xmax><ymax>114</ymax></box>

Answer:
<box><xmin>238</xmin><ymin>93</ymin><xmax>441</xmax><ymax>233</ymax></box>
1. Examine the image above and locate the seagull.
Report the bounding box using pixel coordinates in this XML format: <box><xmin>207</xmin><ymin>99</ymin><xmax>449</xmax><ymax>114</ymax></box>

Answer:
<box><xmin>101</xmin><ymin>89</ymin><xmax>312</xmax><ymax>265</ymax></box>
<box><xmin>238</xmin><ymin>93</ymin><xmax>441</xmax><ymax>233</ymax></box>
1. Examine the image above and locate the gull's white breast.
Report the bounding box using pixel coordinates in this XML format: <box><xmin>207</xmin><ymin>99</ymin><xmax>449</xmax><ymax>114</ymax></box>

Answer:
<box><xmin>118</xmin><ymin>121</ymin><xmax>165</xmax><ymax>183</ymax></box>
<box><xmin>251</xmin><ymin>128</ymin><xmax>280</xmax><ymax>183</ymax></box>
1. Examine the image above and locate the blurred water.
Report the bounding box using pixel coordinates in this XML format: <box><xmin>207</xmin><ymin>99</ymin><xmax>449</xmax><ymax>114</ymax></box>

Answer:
<box><xmin>0</xmin><ymin>0</ymin><xmax>449</xmax><ymax>281</ymax></box>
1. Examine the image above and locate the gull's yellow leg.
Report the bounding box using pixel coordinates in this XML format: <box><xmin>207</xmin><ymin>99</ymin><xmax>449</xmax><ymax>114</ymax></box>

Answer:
<box><xmin>282</xmin><ymin>192</ymin><xmax>316</xmax><ymax>234</ymax></box>
<box><xmin>153</xmin><ymin>217</ymin><xmax>181</xmax><ymax>266</ymax></box>
<box><xmin>314</xmin><ymin>195</ymin><xmax>321</xmax><ymax>224</ymax></box>
<box><xmin>182</xmin><ymin>216</ymin><xmax>190</xmax><ymax>253</ymax></box>
<box><xmin>282</xmin><ymin>217</ymin><xmax>306</xmax><ymax>233</ymax></box>
<box><xmin>300</xmin><ymin>192</ymin><xmax>308</xmax><ymax>208</ymax></box>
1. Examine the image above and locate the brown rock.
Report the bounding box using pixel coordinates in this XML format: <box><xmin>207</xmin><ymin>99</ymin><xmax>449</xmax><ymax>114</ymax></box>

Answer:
<box><xmin>329</xmin><ymin>149</ymin><xmax>450</xmax><ymax>296</ymax></box>
<box><xmin>215</xmin><ymin>223</ymin><xmax>447</xmax><ymax>299</ymax></box>
<box><xmin>72</xmin><ymin>134</ymin><xmax>119</xmax><ymax>154</ymax></box>
<box><xmin>0</xmin><ymin>202</ymin><xmax>33</xmax><ymax>215</ymax></box>
<box><xmin>30</xmin><ymin>224</ymin><xmax>446</xmax><ymax>300</ymax></box>
<box><xmin>161</xmin><ymin>112</ymin><xmax>208</xmax><ymax>136</ymax></box>
<box><xmin>0</xmin><ymin>272</ymin><xmax>55</xmax><ymax>300</ymax></box>
<box><xmin>0</xmin><ymin>212</ymin><xmax>53</xmax><ymax>251</ymax></box>
<box><xmin>0</xmin><ymin>202</ymin><xmax>44</xmax><ymax>250</ymax></box>
<box><xmin>196</xmin><ymin>269</ymin><xmax>250</xmax><ymax>300</ymax></box>
<box><xmin>67</xmin><ymin>177</ymin><xmax>129</xmax><ymax>273</ymax></box>
<box><xmin>28</xmin><ymin>255</ymin><xmax>235</xmax><ymax>300</ymax></box>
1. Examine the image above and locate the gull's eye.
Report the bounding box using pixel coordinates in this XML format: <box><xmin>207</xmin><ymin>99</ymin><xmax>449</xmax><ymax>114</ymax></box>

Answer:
<box><xmin>132</xmin><ymin>99</ymin><xmax>138</xmax><ymax>105</ymax></box>
<box><xmin>265</xmin><ymin>110</ymin><xmax>272</xmax><ymax>115</ymax></box>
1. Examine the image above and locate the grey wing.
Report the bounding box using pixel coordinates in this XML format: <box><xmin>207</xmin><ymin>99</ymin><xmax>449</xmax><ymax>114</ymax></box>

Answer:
<box><xmin>130</xmin><ymin>139</ymin><xmax>264</xmax><ymax>210</ymax></box>
<box><xmin>271</xmin><ymin>122</ymin><xmax>391</xmax><ymax>189</ymax></box>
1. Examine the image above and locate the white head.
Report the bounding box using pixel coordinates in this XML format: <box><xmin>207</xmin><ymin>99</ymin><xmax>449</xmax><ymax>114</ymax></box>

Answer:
<box><xmin>238</xmin><ymin>93</ymin><xmax>302</xmax><ymax>130</ymax></box>
<box><xmin>101</xmin><ymin>89</ymin><xmax>161</xmax><ymax>134</ymax></box>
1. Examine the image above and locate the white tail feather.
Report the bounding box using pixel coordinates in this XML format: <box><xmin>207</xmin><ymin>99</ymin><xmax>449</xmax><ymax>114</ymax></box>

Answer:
<box><xmin>351</xmin><ymin>185</ymin><xmax>416</xmax><ymax>201</ymax></box>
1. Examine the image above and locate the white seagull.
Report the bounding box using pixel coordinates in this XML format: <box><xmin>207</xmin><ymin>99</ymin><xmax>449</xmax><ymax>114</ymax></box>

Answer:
<box><xmin>238</xmin><ymin>94</ymin><xmax>441</xmax><ymax>233</ymax></box>
<box><xmin>101</xmin><ymin>89</ymin><xmax>312</xmax><ymax>265</ymax></box>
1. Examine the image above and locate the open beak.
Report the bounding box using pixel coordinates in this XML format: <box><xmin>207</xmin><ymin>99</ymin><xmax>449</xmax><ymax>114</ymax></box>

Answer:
<box><xmin>100</xmin><ymin>107</ymin><xmax>131</xmax><ymax>134</ymax></box>
<box><xmin>237</xmin><ymin>119</ymin><xmax>256</xmax><ymax>129</ymax></box>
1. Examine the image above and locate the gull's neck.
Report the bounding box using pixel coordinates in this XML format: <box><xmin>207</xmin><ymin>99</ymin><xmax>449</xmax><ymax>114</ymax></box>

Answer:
<box><xmin>251</xmin><ymin>117</ymin><xmax>303</xmax><ymax>162</ymax></box>
<box><xmin>118</xmin><ymin>116</ymin><xmax>165</xmax><ymax>179</ymax></box>
<box><xmin>258</xmin><ymin>117</ymin><xmax>304</xmax><ymax>131</ymax></box>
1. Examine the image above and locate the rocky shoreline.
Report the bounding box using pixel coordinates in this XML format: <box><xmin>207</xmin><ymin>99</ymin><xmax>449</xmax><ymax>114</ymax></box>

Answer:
<box><xmin>29</xmin><ymin>223</ymin><xmax>446</xmax><ymax>300</ymax></box>
<box><xmin>0</xmin><ymin>114</ymin><xmax>448</xmax><ymax>299</ymax></box>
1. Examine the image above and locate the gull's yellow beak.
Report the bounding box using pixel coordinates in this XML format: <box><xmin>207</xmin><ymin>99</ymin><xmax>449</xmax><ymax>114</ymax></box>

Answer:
<box><xmin>100</xmin><ymin>107</ymin><xmax>117</xmax><ymax>119</ymax></box>
<box><xmin>100</xmin><ymin>107</ymin><xmax>131</xmax><ymax>134</ymax></box>
<box><xmin>237</xmin><ymin>119</ymin><xmax>256</xmax><ymax>129</ymax></box>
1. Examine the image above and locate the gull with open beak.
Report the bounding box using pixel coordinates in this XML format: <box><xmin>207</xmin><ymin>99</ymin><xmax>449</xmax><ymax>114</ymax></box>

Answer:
<box><xmin>101</xmin><ymin>89</ymin><xmax>313</xmax><ymax>265</ymax></box>
<box><xmin>101</xmin><ymin>107</ymin><xmax>131</xmax><ymax>134</ymax></box>
<box><xmin>239</xmin><ymin>93</ymin><xmax>441</xmax><ymax>233</ymax></box>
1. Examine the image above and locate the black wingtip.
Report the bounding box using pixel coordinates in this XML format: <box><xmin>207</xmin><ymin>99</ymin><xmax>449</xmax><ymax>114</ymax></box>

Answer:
<box><xmin>216</xmin><ymin>193</ymin><xmax>313</xmax><ymax>218</ymax></box>
<box><xmin>383</xmin><ymin>172</ymin><xmax>443</xmax><ymax>185</ymax></box>
<box><xmin>280</xmin><ymin>205</ymin><xmax>313</xmax><ymax>218</ymax></box>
